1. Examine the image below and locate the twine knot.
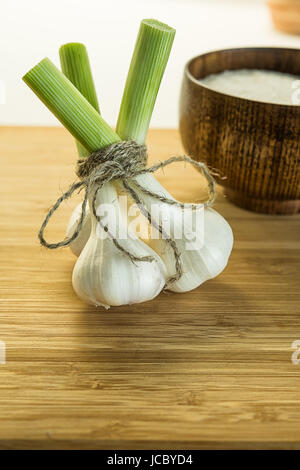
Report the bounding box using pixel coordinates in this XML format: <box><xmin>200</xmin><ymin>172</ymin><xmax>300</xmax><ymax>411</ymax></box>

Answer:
<box><xmin>38</xmin><ymin>140</ymin><xmax>216</xmax><ymax>287</ymax></box>
<box><xmin>76</xmin><ymin>140</ymin><xmax>147</xmax><ymax>180</ymax></box>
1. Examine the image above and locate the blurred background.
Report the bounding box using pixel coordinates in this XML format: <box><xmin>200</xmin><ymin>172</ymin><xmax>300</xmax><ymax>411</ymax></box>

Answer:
<box><xmin>1</xmin><ymin>0</ymin><xmax>299</xmax><ymax>128</ymax></box>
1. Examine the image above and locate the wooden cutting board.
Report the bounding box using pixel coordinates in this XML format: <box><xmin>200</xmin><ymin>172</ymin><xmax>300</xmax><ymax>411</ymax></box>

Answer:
<box><xmin>1</xmin><ymin>127</ymin><xmax>300</xmax><ymax>450</ymax></box>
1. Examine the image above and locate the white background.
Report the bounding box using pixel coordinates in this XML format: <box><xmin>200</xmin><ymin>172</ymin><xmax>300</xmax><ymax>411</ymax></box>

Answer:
<box><xmin>1</xmin><ymin>0</ymin><xmax>299</xmax><ymax>128</ymax></box>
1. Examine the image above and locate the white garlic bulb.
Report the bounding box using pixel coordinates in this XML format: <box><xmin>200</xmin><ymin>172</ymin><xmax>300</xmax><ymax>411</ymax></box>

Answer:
<box><xmin>72</xmin><ymin>181</ymin><xmax>166</xmax><ymax>308</ymax></box>
<box><xmin>68</xmin><ymin>171</ymin><xmax>233</xmax><ymax>296</ymax></box>
<box><xmin>130</xmin><ymin>173</ymin><xmax>234</xmax><ymax>293</ymax></box>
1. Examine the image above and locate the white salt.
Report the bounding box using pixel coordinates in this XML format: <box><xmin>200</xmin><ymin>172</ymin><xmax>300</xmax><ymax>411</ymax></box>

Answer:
<box><xmin>200</xmin><ymin>69</ymin><xmax>300</xmax><ymax>105</ymax></box>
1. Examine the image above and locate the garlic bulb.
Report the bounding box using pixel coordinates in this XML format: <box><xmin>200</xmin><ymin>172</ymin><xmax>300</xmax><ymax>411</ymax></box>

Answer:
<box><xmin>72</xmin><ymin>181</ymin><xmax>166</xmax><ymax>308</ymax></box>
<box><xmin>68</xmin><ymin>172</ymin><xmax>233</xmax><ymax>294</ymax></box>
<box><xmin>67</xmin><ymin>203</ymin><xmax>91</xmax><ymax>256</ymax></box>
<box><xmin>130</xmin><ymin>173</ymin><xmax>234</xmax><ymax>293</ymax></box>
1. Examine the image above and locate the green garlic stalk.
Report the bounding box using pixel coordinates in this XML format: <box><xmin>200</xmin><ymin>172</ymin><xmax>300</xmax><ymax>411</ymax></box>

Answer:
<box><xmin>59</xmin><ymin>43</ymin><xmax>100</xmax><ymax>157</ymax></box>
<box><xmin>23</xmin><ymin>58</ymin><xmax>119</xmax><ymax>152</ymax></box>
<box><xmin>116</xmin><ymin>19</ymin><xmax>175</xmax><ymax>143</ymax></box>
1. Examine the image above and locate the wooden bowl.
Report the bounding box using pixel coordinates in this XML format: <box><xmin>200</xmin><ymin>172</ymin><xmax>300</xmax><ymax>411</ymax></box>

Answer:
<box><xmin>268</xmin><ymin>0</ymin><xmax>300</xmax><ymax>35</ymax></box>
<box><xmin>179</xmin><ymin>47</ymin><xmax>300</xmax><ymax>214</ymax></box>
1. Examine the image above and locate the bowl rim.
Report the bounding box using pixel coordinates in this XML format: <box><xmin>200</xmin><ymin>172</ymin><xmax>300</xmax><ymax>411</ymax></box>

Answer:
<box><xmin>184</xmin><ymin>46</ymin><xmax>300</xmax><ymax>109</ymax></box>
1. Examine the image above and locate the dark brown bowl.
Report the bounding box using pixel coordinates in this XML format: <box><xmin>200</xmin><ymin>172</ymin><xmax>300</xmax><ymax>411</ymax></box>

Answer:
<box><xmin>179</xmin><ymin>47</ymin><xmax>300</xmax><ymax>214</ymax></box>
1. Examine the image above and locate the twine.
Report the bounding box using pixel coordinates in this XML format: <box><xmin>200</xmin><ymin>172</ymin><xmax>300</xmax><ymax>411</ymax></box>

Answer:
<box><xmin>38</xmin><ymin>140</ymin><xmax>216</xmax><ymax>286</ymax></box>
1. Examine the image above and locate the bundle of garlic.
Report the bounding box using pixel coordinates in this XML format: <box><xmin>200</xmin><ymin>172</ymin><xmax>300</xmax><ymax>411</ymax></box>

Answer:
<box><xmin>23</xmin><ymin>19</ymin><xmax>233</xmax><ymax>308</ymax></box>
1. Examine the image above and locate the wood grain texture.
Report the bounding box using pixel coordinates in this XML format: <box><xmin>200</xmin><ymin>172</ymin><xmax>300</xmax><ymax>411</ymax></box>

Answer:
<box><xmin>0</xmin><ymin>126</ymin><xmax>300</xmax><ymax>450</ymax></box>
<box><xmin>179</xmin><ymin>47</ymin><xmax>300</xmax><ymax>214</ymax></box>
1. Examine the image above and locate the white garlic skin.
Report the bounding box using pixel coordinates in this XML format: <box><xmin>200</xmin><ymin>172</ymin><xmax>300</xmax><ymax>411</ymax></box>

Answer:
<box><xmin>66</xmin><ymin>203</ymin><xmax>91</xmax><ymax>256</ymax></box>
<box><xmin>72</xmin><ymin>182</ymin><xmax>166</xmax><ymax>308</ymax></box>
<box><xmin>131</xmin><ymin>173</ymin><xmax>234</xmax><ymax>293</ymax></box>
<box><xmin>66</xmin><ymin>173</ymin><xmax>172</xmax><ymax>257</ymax></box>
<box><xmin>150</xmin><ymin>207</ymin><xmax>233</xmax><ymax>293</ymax></box>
